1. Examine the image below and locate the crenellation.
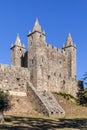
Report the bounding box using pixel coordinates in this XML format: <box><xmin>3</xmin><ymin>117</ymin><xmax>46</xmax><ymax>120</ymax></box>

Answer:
<box><xmin>0</xmin><ymin>65</ymin><xmax>30</xmax><ymax>93</ymax></box>
<box><xmin>0</xmin><ymin>19</ymin><xmax>83</xmax><ymax>117</ymax></box>
<box><xmin>46</xmin><ymin>43</ymin><xmax>64</xmax><ymax>55</ymax></box>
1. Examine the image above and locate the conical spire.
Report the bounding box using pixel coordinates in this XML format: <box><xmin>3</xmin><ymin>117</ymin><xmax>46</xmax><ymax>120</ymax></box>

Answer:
<box><xmin>15</xmin><ymin>34</ymin><xmax>21</xmax><ymax>46</ymax></box>
<box><xmin>33</xmin><ymin>18</ymin><xmax>41</xmax><ymax>32</ymax></box>
<box><xmin>65</xmin><ymin>33</ymin><xmax>73</xmax><ymax>47</ymax></box>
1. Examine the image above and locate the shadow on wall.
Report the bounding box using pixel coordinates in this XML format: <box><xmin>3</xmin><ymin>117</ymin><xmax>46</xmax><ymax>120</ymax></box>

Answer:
<box><xmin>0</xmin><ymin>116</ymin><xmax>87</xmax><ymax>130</ymax></box>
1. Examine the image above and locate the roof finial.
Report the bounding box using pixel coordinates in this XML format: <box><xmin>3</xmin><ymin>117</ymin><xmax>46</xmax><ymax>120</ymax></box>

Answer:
<box><xmin>33</xmin><ymin>18</ymin><xmax>41</xmax><ymax>32</ymax></box>
<box><xmin>11</xmin><ymin>43</ymin><xmax>14</xmax><ymax>48</ymax></box>
<box><xmin>65</xmin><ymin>33</ymin><xmax>73</xmax><ymax>47</ymax></box>
<box><xmin>15</xmin><ymin>34</ymin><xmax>21</xmax><ymax>46</ymax></box>
<box><xmin>22</xmin><ymin>43</ymin><xmax>25</xmax><ymax>48</ymax></box>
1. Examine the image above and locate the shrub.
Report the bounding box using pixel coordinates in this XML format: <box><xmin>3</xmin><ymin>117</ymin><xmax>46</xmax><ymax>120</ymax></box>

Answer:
<box><xmin>0</xmin><ymin>90</ymin><xmax>11</xmax><ymax>123</ymax></box>
<box><xmin>54</xmin><ymin>92</ymin><xmax>76</xmax><ymax>100</ymax></box>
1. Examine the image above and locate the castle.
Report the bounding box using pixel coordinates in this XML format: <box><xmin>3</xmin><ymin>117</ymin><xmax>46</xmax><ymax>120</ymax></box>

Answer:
<box><xmin>0</xmin><ymin>19</ymin><xmax>83</xmax><ymax>117</ymax></box>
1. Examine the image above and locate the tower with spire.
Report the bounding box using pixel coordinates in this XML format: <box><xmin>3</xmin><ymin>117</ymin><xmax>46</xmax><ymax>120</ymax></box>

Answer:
<box><xmin>63</xmin><ymin>33</ymin><xmax>76</xmax><ymax>79</ymax></box>
<box><xmin>10</xmin><ymin>34</ymin><xmax>26</xmax><ymax>67</ymax></box>
<box><xmin>27</xmin><ymin>19</ymin><xmax>46</xmax><ymax>88</ymax></box>
<box><xmin>0</xmin><ymin>18</ymin><xmax>83</xmax><ymax>118</ymax></box>
<box><xmin>9</xmin><ymin>19</ymin><xmax>81</xmax><ymax>96</ymax></box>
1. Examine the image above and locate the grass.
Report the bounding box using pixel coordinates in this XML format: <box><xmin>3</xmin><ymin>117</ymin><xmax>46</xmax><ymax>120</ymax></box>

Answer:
<box><xmin>0</xmin><ymin>115</ymin><xmax>86</xmax><ymax>130</ymax></box>
<box><xmin>1</xmin><ymin>94</ymin><xmax>87</xmax><ymax>130</ymax></box>
<box><xmin>53</xmin><ymin>92</ymin><xmax>87</xmax><ymax>119</ymax></box>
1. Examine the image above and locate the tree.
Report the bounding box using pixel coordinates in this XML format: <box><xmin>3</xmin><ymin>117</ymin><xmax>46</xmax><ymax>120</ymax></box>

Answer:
<box><xmin>0</xmin><ymin>90</ymin><xmax>11</xmax><ymax>123</ymax></box>
<box><xmin>78</xmin><ymin>73</ymin><xmax>87</xmax><ymax>105</ymax></box>
<box><xmin>83</xmin><ymin>72</ymin><xmax>87</xmax><ymax>86</ymax></box>
<box><xmin>78</xmin><ymin>88</ymin><xmax>87</xmax><ymax>105</ymax></box>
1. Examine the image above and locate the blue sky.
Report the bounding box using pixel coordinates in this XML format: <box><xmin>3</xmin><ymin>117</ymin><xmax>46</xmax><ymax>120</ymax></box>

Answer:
<box><xmin>0</xmin><ymin>0</ymin><xmax>87</xmax><ymax>80</ymax></box>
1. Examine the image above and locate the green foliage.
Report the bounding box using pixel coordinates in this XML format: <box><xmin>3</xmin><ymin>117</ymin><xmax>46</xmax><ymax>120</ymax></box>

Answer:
<box><xmin>77</xmin><ymin>88</ymin><xmax>87</xmax><ymax>105</ymax></box>
<box><xmin>77</xmin><ymin>72</ymin><xmax>87</xmax><ymax>105</ymax></box>
<box><xmin>55</xmin><ymin>92</ymin><xmax>76</xmax><ymax>100</ymax></box>
<box><xmin>0</xmin><ymin>91</ymin><xmax>11</xmax><ymax>112</ymax></box>
<box><xmin>82</xmin><ymin>72</ymin><xmax>87</xmax><ymax>87</ymax></box>
<box><xmin>83</xmin><ymin>88</ymin><xmax>87</xmax><ymax>98</ymax></box>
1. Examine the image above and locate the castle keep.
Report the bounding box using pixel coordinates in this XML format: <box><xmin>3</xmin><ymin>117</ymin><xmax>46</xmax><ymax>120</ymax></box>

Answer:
<box><xmin>0</xmin><ymin>19</ymin><xmax>83</xmax><ymax>117</ymax></box>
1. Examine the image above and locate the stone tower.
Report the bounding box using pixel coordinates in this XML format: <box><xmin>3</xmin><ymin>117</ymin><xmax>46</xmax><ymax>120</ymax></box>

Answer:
<box><xmin>10</xmin><ymin>34</ymin><xmax>26</xmax><ymax>67</ymax></box>
<box><xmin>63</xmin><ymin>33</ymin><xmax>76</xmax><ymax>79</ymax></box>
<box><xmin>0</xmin><ymin>18</ymin><xmax>82</xmax><ymax>99</ymax></box>
<box><xmin>27</xmin><ymin>19</ymin><xmax>46</xmax><ymax>88</ymax></box>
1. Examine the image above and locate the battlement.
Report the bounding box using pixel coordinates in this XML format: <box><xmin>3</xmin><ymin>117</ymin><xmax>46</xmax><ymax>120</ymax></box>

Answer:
<box><xmin>0</xmin><ymin>64</ymin><xmax>9</xmax><ymax>70</ymax></box>
<box><xmin>0</xmin><ymin>19</ymin><xmax>83</xmax><ymax>117</ymax></box>
<box><xmin>46</xmin><ymin>43</ymin><xmax>68</xmax><ymax>55</ymax></box>
<box><xmin>0</xmin><ymin>64</ymin><xmax>30</xmax><ymax>93</ymax></box>
<box><xmin>0</xmin><ymin>64</ymin><xmax>29</xmax><ymax>72</ymax></box>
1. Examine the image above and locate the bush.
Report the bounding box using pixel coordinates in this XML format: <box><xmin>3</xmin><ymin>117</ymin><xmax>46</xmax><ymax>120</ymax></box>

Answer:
<box><xmin>0</xmin><ymin>91</ymin><xmax>11</xmax><ymax>112</ymax></box>
<box><xmin>78</xmin><ymin>88</ymin><xmax>87</xmax><ymax>105</ymax></box>
<box><xmin>55</xmin><ymin>92</ymin><xmax>76</xmax><ymax>100</ymax></box>
<box><xmin>0</xmin><ymin>90</ymin><xmax>11</xmax><ymax>123</ymax></box>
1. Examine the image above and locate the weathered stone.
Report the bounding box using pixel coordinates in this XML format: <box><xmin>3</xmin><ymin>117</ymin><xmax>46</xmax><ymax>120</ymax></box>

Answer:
<box><xmin>27</xmin><ymin>82</ymin><xmax>65</xmax><ymax>117</ymax></box>
<box><xmin>0</xmin><ymin>19</ymin><xmax>83</xmax><ymax>117</ymax></box>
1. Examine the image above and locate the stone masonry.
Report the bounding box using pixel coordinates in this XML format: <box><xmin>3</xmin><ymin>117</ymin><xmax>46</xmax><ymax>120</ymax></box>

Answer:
<box><xmin>0</xmin><ymin>19</ymin><xmax>83</xmax><ymax>117</ymax></box>
<box><xmin>27</xmin><ymin>82</ymin><xmax>65</xmax><ymax>117</ymax></box>
<box><xmin>0</xmin><ymin>64</ymin><xmax>29</xmax><ymax>95</ymax></box>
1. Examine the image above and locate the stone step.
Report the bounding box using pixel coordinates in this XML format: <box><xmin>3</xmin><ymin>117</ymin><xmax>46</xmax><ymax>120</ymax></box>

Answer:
<box><xmin>27</xmin><ymin>83</ymin><xmax>65</xmax><ymax>117</ymax></box>
<box><xmin>37</xmin><ymin>91</ymin><xmax>65</xmax><ymax>116</ymax></box>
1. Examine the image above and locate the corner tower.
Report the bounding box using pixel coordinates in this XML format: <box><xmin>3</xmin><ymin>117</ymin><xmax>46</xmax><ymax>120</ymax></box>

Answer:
<box><xmin>27</xmin><ymin>19</ymin><xmax>46</xmax><ymax>88</ymax></box>
<box><xmin>10</xmin><ymin>34</ymin><xmax>26</xmax><ymax>67</ymax></box>
<box><xmin>63</xmin><ymin>33</ymin><xmax>76</xmax><ymax>79</ymax></box>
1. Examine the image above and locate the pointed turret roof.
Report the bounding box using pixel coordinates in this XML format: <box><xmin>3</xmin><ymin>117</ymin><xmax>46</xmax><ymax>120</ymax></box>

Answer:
<box><xmin>15</xmin><ymin>34</ymin><xmax>21</xmax><ymax>46</ymax></box>
<box><xmin>33</xmin><ymin>18</ymin><xmax>41</xmax><ymax>32</ymax></box>
<box><xmin>65</xmin><ymin>33</ymin><xmax>73</xmax><ymax>47</ymax></box>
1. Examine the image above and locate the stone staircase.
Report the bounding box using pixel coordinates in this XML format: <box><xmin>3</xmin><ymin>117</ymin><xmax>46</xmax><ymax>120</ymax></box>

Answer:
<box><xmin>38</xmin><ymin>91</ymin><xmax>65</xmax><ymax>117</ymax></box>
<box><xmin>27</xmin><ymin>82</ymin><xmax>65</xmax><ymax>117</ymax></box>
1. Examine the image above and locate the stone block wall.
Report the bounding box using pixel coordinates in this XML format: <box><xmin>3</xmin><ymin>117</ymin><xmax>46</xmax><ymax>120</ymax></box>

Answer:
<box><xmin>0</xmin><ymin>64</ymin><xmax>30</xmax><ymax>94</ymax></box>
<box><xmin>46</xmin><ymin>44</ymin><xmax>69</xmax><ymax>90</ymax></box>
<box><xmin>47</xmin><ymin>78</ymin><xmax>83</xmax><ymax>97</ymax></box>
<box><xmin>27</xmin><ymin>82</ymin><xmax>49</xmax><ymax>116</ymax></box>
<box><xmin>27</xmin><ymin>82</ymin><xmax>65</xmax><ymax>117</ymax></box>
<box><xmin>27</xmin><ymin>35</ymin><xmax>82</xmax><ymax>97</ymax></box>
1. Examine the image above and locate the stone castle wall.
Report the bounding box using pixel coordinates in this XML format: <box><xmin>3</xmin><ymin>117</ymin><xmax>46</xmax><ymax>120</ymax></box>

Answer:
<box><xmin>0</xmin><ymin>19</ymin><xmax>83</xmax><ymax>98</ymax></box>
<box><xmin>0</xmin><ymin>64</ymin><xmax>82</xmax><ymax>97</ymax></box>
<box><xmin>44</xmin><ymin>44</ymin><xmax>69</xmax><ymax>90</ymax></box>
<box><xmin>26</xmin><ymin>20</ymin><xmax>77</xmax><ymax>95</ymax></box>
<box><xmin>0</xmin><ymin>64</ymin><xmax>30</xmax><ymax>94</ymax></box>
<box><xmin>27</xmin><ymin>82</ymin><xmax>65</xmax><ymax>117</ymax></box>
<box><xmin>27</xmin><ymin>36</ymin><xmax>81</xmax><ymax>97</ymax></box>
<box><xmin>0</xmin><ymin>19</ymin><xmax>83</xmax><ymax>117</ymax></box>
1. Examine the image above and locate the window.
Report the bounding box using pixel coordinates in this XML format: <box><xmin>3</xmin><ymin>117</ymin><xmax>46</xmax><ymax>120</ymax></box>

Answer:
<box><xmin>63</xmin><ymin>80</ymin><xmax>65</xmax><ymax>85</ymax></box>
<box><xmin>16</xmin><ymin>78</ymin><xmax>20</xmax><ymax>81</ymax></box>
<box><xmin>31</xmin><ymin>35</ymin><xmax>33</xmax><ymax>39</ymax></box>
<box><xmin>48</xmin><ymin>75</ymin><xmax>50</xmax><ymax>80</ymax></box>
<box><xmin>40</xmin><ymin>35</ymin><xmax>42</xmax><ymax>38</ymax></box>
<box><xmin>64</xmin><ymin>76</ymin><xmax>66</xmax><ymax>79</ymax></box>
<box><xmin>30</xmin><ymin>75</ymin><xmax>33</xmax><ymax>81</ymax></box>
<box><xmin>32</xmin><ymin>59</ymin><xmax>34</xmax><ymax>64</ymax></box>
<box><xmin>59</xmin><ymin>61</ymin><xmax>62</xmax><ymax>64</ymax></box>
<box><xmin>42</xmin><ymin>57</ymin><xmax>43</xmax><ymax>62</ymax></box>
<box><xmin>54</xmin><ymin>72</ymin><xmax>56</xmax><ymax>76</ymax></box>
<box><xmin>59</xmin><ymin>73</ymin><xmax>61</xmax><ymax>78</ymax></box>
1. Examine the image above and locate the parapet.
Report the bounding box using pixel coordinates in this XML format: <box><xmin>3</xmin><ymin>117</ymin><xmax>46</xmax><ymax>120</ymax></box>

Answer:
<box><xmin>46</xmin><ymin>43</ymin><xmax>68</xmax><ymax>55</ymax></box>
<box><xmin>0</xmin><ymin>64</ymin><xmax>29</xmax><ymax>73</ymax></box>
<box><xmin>0</xmin><ymin>64</ymin><xmax>30</xmax><ymax>93</ymax></box>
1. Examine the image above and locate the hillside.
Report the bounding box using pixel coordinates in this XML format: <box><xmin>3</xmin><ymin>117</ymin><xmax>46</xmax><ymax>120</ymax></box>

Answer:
<box><xmin>2</xmin><ymin>94</ymin><xmax>87</xmax><ymax>130</ymax></box>
<box><xmin>5</xmin><ymin>96</ymin><xmax>39</xmax><ymax>117</ymax></box>
<box><xmin>4</xmin><ymin>93</ymin><xmax>87</xmax><ymax>118</ymax></box>
<box><xmin>53</xmin><ymin>93</ymin><xmax>87</xmax><ymax>118</ymax></box>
